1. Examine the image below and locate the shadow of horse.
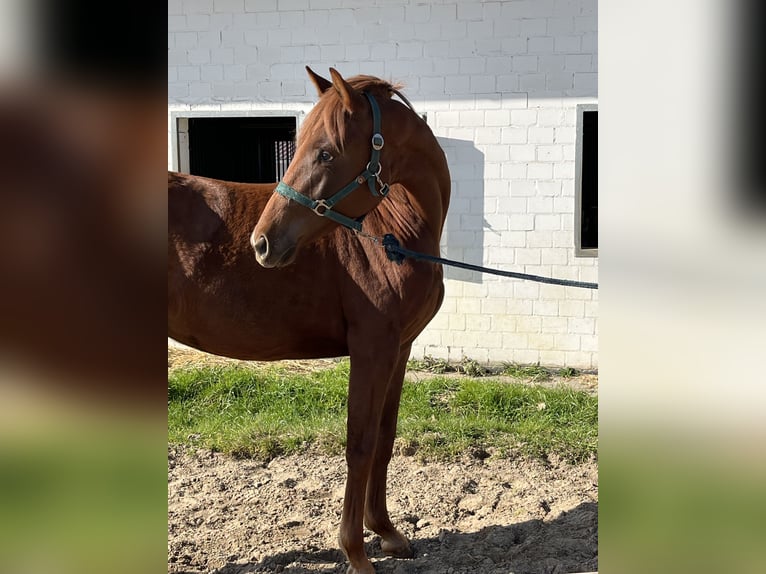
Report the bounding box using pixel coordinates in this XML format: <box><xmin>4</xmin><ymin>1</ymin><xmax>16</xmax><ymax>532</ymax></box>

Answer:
<box><xmin>203</xmin><ymin>501</ymin><xmax>597</xmax><ymax>574</ymax></box>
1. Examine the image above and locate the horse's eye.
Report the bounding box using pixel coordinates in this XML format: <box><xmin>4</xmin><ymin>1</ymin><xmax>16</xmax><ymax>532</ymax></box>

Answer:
<box><xmin>318</xmin><ymin>150</ymin><xmax>333</xmax><ymax>163</ymax></box>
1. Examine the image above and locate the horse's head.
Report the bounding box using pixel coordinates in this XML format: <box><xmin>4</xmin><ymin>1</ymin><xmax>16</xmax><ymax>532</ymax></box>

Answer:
<box><xmin>252</xmin><ymin>67</ymin><xmax>393</xmax><ymax>268</ymax></box>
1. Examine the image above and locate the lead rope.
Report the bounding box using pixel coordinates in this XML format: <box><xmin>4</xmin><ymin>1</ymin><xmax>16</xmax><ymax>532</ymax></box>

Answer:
<box><xmin>353</xmin><ymin>230</ymin><xmax>598</xmax><ymax>289</ymax></box>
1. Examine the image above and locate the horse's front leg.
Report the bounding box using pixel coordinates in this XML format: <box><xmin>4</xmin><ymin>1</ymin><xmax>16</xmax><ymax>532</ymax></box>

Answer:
<box><xmin>364</xmin><ymin>345</ymin><xmax>413</xmax><ymax>559</ymax></box>
<box><xmin>339</xmin><ymin>340</ymin><xmax>398</xmax><ymax>574</ymax></box>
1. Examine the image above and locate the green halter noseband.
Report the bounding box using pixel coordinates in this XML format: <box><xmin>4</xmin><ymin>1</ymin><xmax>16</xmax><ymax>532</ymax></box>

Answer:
<box><xmin>274</xmin><ymin>92</ymin><xmax>390</xmax><ymax>232</ymax></box>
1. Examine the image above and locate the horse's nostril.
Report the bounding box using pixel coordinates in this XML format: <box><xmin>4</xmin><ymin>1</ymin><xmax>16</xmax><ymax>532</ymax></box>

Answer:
<box><xmin>252</xmin><ymin>234</ymin><xmax>269</xmax><ymax>259</ymax></box>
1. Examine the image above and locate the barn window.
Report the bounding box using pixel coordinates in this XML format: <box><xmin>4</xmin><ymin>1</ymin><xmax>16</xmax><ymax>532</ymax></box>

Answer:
<box><xmin>575</xmin><ymin>104</ymin><xmax>598</xmax><ymax>256</ymax></box>
<box><xmin>173</xmin><ymin>114</ymin><xmax>298</xmax><ymax>183</ymax></box>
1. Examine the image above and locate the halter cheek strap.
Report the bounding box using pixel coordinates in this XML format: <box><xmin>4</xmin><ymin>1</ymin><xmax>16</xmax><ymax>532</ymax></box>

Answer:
<box><xmin>274</xmin><ymin>92</ymin><xmax>390</xmax><ymax>233</ymax></box>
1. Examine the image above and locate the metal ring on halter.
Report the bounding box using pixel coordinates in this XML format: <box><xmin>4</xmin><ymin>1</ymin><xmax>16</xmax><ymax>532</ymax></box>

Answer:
<box><xmin>366</xmin><ymin>162</ymin><xmax>382</xmax><ymax>177</ymax></box>
<box><xmin>371</xmin><ymin>133</ymin><xmax>384</xmax><ymax>150</ymax></box>
<box><xmin>312</xmin><ymin>199</ymin><xmax>329</xmax><ymax>216</ymax></box>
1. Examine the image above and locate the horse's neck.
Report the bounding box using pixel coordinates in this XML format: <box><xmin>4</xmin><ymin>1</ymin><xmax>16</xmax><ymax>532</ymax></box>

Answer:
<box><xmin>383</xmin><ymin>111</ymin><xmax>450</xmax><ymax>241</ymax></box>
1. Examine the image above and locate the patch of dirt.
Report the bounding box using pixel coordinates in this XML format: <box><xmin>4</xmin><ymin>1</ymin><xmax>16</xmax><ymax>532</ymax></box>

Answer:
<box><xmin>168</xmin><ymin>448</ymin><xmax>597</xmax><ymax>574</ymax></box>
<box><xmin>168</xmin><ymin>343</ymin><xmax>598</xmax><ymax>573</ymax></box>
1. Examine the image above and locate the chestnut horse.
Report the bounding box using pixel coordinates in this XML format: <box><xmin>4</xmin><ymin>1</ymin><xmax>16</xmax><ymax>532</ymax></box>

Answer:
<box><xmin>168</xmin><ymin>67</ymin><xmax>450</xmax><ymax>574</ymax></box>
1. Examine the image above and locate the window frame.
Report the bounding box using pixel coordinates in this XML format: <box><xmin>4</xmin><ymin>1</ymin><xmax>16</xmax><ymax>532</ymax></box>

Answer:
<box><xmin>170</xmin><ymin>109</ymin><xmax>303</xmax><ymax>176</ymax></box>
<box><xmin>574</xmin><ymin>103</ymin><xmax>598</xmax><ymax>257</ymax></box>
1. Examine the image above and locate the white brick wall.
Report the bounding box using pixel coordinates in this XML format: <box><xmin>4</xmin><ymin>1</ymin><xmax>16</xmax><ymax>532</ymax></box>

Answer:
<box><xmin>168</xmin><ymin>0</ymin><xmax>598</xmax><ymax>369</ymax></box>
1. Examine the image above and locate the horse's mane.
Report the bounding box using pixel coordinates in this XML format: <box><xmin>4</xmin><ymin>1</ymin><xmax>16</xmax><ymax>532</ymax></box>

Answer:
<box><xmin>299</xmin><ymin>75</ymin><xmax>407</xmax><ymax>152</ymax></box>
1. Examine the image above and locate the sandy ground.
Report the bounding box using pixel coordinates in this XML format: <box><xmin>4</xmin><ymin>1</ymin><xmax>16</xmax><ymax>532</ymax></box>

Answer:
<box><xmin>168</xmin><ymin>345</ymin><xmax>598</xmax><ymax>574</ymax></box>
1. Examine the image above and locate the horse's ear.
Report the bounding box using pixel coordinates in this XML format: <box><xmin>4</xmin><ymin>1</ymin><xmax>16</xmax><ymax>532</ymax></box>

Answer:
<box><xmin>329</xmin><ymin>67</ymin><xmax>362</xmax><ymax>113</ymax></box>
<box><xmin>305</xmin><ymin>66</ymin><xmax>332</xmax><ymax>96</ymax></box>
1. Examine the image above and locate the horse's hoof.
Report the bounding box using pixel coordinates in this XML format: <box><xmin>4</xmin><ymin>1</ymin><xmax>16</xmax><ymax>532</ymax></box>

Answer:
<box><xmin>381</xmin><ymin>535</ymin><xmax>414</xmax><ymax>559</ymax></box>
<box><xmin>345</xmin><ymin>561</ymin><xmax>375</xmax><ymax>574</ymax></box>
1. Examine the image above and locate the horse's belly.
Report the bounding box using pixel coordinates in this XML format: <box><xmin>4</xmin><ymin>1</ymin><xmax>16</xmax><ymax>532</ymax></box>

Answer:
<box><xmin>168</xmin><ymin>300</ymin><xmax>348</xmax><ymax>361</ymax></box>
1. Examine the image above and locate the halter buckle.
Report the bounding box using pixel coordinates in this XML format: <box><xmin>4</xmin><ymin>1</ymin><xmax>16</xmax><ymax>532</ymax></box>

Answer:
<box><xmin>312</xmin><ymin>199</ymin><xmax>329</xmax><ymax>216</ymax></box>
<box><xmin>371</xmin><ymin>133</ymin><xmax>384</xmax><ymax>151</ymax></box>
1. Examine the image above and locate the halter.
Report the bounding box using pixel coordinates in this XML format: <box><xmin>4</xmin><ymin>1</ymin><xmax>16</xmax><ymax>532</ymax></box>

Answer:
<box><xmin>274</xmin><ymin>92</ymin><xmax>390</xmax><ymax>232</ymax></box>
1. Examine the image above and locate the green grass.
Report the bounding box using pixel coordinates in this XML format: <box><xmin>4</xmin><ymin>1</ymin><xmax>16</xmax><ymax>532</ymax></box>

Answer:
<box><xmin>168</xmin><ymin>360</ymin><xmax>597</xmax><ymax>463</ymax></box>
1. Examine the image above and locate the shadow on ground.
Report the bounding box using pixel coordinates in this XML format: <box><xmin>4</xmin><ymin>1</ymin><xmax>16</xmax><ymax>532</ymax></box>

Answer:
<box><xmin>197</xmin><ymin>501</ymin><xmax>597</xmax><ymax>574</ymax></box>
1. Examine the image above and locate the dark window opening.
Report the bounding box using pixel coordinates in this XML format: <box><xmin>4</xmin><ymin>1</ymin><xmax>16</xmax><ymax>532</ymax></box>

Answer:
<box><xmin>580</xmin><ymin>110</ymin><xmax>598</xmax><ymax>251</ymax></box>
<box><xmin>187</xmin><ymin>116</ymin><xmax>296</xmax><ymax>183</ymax></box>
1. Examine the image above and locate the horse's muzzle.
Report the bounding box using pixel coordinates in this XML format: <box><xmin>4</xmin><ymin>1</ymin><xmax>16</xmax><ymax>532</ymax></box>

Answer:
<box><xmin>251</xmin><ymin>231</ymin><xmax>296</xmax><ymax>268</ymax></box>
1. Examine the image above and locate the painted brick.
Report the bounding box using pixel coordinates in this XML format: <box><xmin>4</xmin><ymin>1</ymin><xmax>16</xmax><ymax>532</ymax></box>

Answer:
<box><xmin>245</xmin><ymin>62</ymin><xmax>268</xmax><ymax>80</ymax></box>
<box><xmin>573</xmin><ymin>72</ymin><xmax>597</xmax><ymax>93</ymax></box>
<box><xmin>533</xmin><ymin>300</ymin><xmax>559</xmax><ymax>317</ymax></box>
<box><xmin>188</xmin><ymin>49</ymin><xmax>211</xmax><ymax>64</ymax></box>
<box><xmin>554</xmin><ymin>35</ymin><xmax>581</xmax><ymax>53</ymax></box>
<box><xmin>518</xmin><ymin>74</ymin><xmax>545</xmax><ymax>91</ymax></box>
<box><xmin>201</xmin><ymin>65</ymin><xmax>224</xmax><ymax>81</ymax></box>
<box><xmin>509</xmin><ymin>179</ymin><xmax>536</xmax><ymax>197</ymax></box>
<box><xmin>537</xmin><ymin>108</ymin><xmax>565</xmax><ymax>126</ymax></box>
<box><xmin>547</xmin><ymin>72</ymin><xmax>573</xmax><ymax>91</ymax></box>
<box><xmin>565</xmin><ymin>54</ymin><xmax>592</xmax><ymax>72</ymax></box>
<box><xmin>498</xmin><ymin>161</ymin><xmax>525</xmax><ymax>179</ymax></box>
<box><xmin>581</xmin><ymin>31</ymin><xmax>597</xmax><ymax>53</ymax></box>
<box><xmin>459</xmin><ymin>57</ymin><xmax>485</xmax><ymax>75</ymax></box>
<box><xmin>527</xmin><ymin>163</ymin><xmax>553</xmax><ymax>179</ymax></box>
<box><xmin>547</xmin><ymin>17</ymin><xmax>574</xmax><ymax>35</ymax></box>
<box><xmin>476</xmin><ymin>37</ymin><xmax>502</xmax><ymax>56</ymax></box>
<box><xmin>184</xmin><ymin>0</ymin><xmax>213</xmax><ymax>13</ymax></box>
<box><xmin>470</xmin><ymin>75</ymin><xmax>495</xmax><ymax>93</ymax></box>
<box><xmin>458</xmin><ymin>2</ymin><xmax>483</xmax><ymax>21</ymax></box>
<box><xmin>246</xmin><ymin>0</ymin><xmax>276</xmax><ymax>10</ymax></box>
<box><xmin>398</xmin><ymin>42</ymin><xmax>423</xmax><ymax>59</ymax></box>
<box><xmin>370</xmin><ymin>43</ymin><xmax>396</xmax><ymax>60</ymax></box>
<box><xmin>221</xmin><ymin>30</ymin><xmax>243</xmax><ymax>47</ymax></box>
<box><xmin>485</xmin><ymin>109</ymin><xmax>510</xmax><ymax>126</ymax></box>
<box><xmin>168</xmin><ymin>15</ymin><xmax>188</xmax><ymax>31</ymax></box>
<box><xmin>575</xmin><ymin>15</ymin><xmax>597</xmax><ymax>33</ymax></box>
<box><xmin>502</xmin><ymin>37</ymin><xmax>527</xmax><ymax>55</ymax></box>
<box><xmin>474</xmin><ymin>92</ymin><xmax>503</xmax><ymax>110</ymax></box>
<box><xmin>475</xmin><ymin>127</ymin><xmax>501</xmax><ymax>144</ymax></box>
<box><xmin>509</xmin><ymin>214</ymin><xmax>535</xmax><ymax>231</ymax></box>
<box><xmin>223</xmin><ymin>64</ymin><xmax>245</xmax><ymax>81</ymax></box>
<box><xmin>554</xmin><ymin>334</ymin><xmax>581</xmax><ymax>352</ymax></box>
<box><xmin>569</xmin><ymin>317</ymin><xmax>595</xmax><ymax>335</ymax></box>
<box><xmin>430</xmin><ymin>3</ymin><xmax>457</xmax><ymax>23</ymax></box>
<box><xmin>528</xmin><ymin>127</ymin><xmax>555</xmax><ymax>143</ymax></box>
<box><xmin>512</xmin><ymin>55</ymin><xmax>538</xmax><ymax>72</ymax></box>
<box><xmin>500</xmin><ymin>126</ymin><xmax>526</xmax><ymax>144</ymax></box>
<box><xmin>320</xmin><ymin>45</ymin><xmax>345</xmax><ymax>62</ymax></box>
<box><xmin>510</xmin><ymin>109</ymin><xmax>537</xmax><ymax>125</ymax></box>
<box><xmin>539</xmin><ymin>350</ymin><xmax>567</xmax><ymax>365</ymax></box>
<box><xmin>537</xmin><ymin>144</ymin><xmax>564</xmax><ymax>161</ymax></box>
<box><xmin>258</xmin><ymin>12</ymin><xmax>282</xmax><ymax>27</ymax></box>
<box><xmin>189</xmin><ymin>82</ymin><xmax>212</xmax><ymax>98</ymax></box>
<box><xmin>519</xmin><ymin>18</ymin><xmax>547</xmax><ymax>35</ymax></box>
<box><xmin>528</xmin><ymin>37</ymin><xmax>554</xmax><ymax>53</ymax></box>
<box><xmin>278</xmin><ymin>0</ymin><xmax>307</xmax><ymax>9</ymax></box>
<box><xmin>535</xmin><ymin>214</ymin><xmax>561</xmax><ymax>230</ymax></box>
<box><xmin>541</xmin><ymin>247</ymin><xmax>567</xmax><ymax>265</ymax></box>
<box><xmin>309</xmin><ymin>0</ymin><xmax>341</xmax><ymax>8</ymax></box>
<box><xmin>214</xmin><ymin>0</ymin><xmax>244</xmax><ymax>12</ymax></box>
<box><xmin>554</xmin><ymin>161</ymin><xmax>575</xmax><ymax>179</ymax></box>
<box><xmin>565</xmin><ymin>351</ymin><xmax>593</xmax><ymax>368</ymax></box>
<box><xmin>508</xmin><ymin>144</ymin><xmax>535</xmax><ymax>161</ymax></box>
<box><xmin>210</xmin><ymin>48</ymin><xmax>234</xmax><ymax>64</ymax></box>
<box><xmin>168</xmin><ymin>82</ymin><xmax>189</xmax><ymax>100</ymax></box>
